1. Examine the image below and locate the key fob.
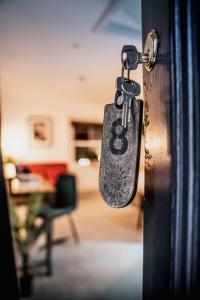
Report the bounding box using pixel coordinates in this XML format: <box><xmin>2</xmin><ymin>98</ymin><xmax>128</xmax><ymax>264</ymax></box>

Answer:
<box><xmin>99</xmin><ymin>99</ymin><xmax>143</xmax><ymax>208</ymax></box>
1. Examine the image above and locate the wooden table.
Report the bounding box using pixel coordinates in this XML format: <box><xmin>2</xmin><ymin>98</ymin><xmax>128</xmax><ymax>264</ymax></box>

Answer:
<box><xmin>10</xmin><ymin>174</ymin><xmax>55</xmax><ymax>205</ymax></box>
<box><xmin>11</xmin><ymin>174</ymin><xmax>55</xmax><ymax>195</ymax></box>
<box><xmin>9</xmin><ymin>174</ymin><xmax>56</xmax><ymax>280</ymax></box>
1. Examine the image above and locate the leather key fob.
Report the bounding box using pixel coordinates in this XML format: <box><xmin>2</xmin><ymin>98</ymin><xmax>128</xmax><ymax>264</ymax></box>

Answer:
<box><xmin>99</xmin><ymin>99</ymin><xmax>143</xmax><ymax>208</ymax></box>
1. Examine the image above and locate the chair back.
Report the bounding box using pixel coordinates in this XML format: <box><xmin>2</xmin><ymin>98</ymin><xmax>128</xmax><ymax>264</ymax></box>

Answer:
<box><xmin>54</xmin><ymin>174</ymin><xmax>77</xmax><ymax>209</ymax></box>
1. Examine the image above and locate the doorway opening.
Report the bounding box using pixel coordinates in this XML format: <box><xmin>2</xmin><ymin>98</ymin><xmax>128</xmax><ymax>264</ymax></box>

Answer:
<box><xmin>0</xmin><ymin>0</ymin><xmax>143</xmax><ymax>299</ymax></box>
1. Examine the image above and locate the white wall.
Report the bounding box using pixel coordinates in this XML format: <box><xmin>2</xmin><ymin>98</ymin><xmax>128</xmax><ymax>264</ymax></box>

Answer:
<box><xmin>1</xmin><ymin>75</ymin><xmax>105</xmax><ymax>191</ymax></box>
<box><xmin>1</xmin><ymin>91</ymin><xmax>103</xmax><ymax>163</ymax></box>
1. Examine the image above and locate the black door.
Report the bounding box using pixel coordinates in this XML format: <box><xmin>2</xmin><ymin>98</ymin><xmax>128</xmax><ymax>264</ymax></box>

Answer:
<box><xmin>0</xmin><ymin>100</ymin><xmax>19</xmax><ymax>297</ymax></box>
<box><xmin>142</xmin><ymin>0</ymin><xmax>200</xmax><ymax>299</ymax></box>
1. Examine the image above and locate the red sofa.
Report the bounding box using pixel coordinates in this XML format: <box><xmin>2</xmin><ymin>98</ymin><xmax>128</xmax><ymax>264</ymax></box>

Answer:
<box><xmin>21</xmin><ymin>163</ymin><xmax>67</xmax><ymax>186</ymax></box>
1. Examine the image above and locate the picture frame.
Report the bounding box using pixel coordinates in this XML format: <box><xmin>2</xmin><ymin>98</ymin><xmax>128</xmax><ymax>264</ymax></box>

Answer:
<box><xmin>27</xmin><ymin>116</ymin><xmax>53</xmax><ymax>147</ymax></box>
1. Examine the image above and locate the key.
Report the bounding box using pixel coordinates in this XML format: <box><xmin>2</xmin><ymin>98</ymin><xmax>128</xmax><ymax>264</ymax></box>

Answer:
<box><xmin>115</xmin><ymin>76</ymin><xmax>140</xmax><ymax>111</ymax></box>
<box><xmin>115</xmin><ymin>77</ymin><xmax>140</xmax><ymax>128</ymax></box>
<box><xmin>122</xmin><ymin>94</ymin><xmax>132</xmax><ymax>128</ymax></box>
<box><xmin>115</xmin><ymin>77</ymin><xmax>140</xmax><ymax>96</ymax></box>
<box><xmin>121</xmin><ymin>45</ymin><xmax>148</xmax><ymax>70</ymax></box>
<box><xmin>122</xmin><ymin>94</ymin><xmax>129</xmax><ymax>128</ymax></box>
<box><xmin>121</xmin><ymin>45</ymin><xmax>139</xmax><ymax>70</ymax></box>
<box><xmin>122</xmin><ymin>80</ymin><xmax>140</xmax><ymax>128</ymax></box>
<box><xmin>128</xmin><ymin>95</ymin><xmax>133</xmax><ymax>123</ymax></box>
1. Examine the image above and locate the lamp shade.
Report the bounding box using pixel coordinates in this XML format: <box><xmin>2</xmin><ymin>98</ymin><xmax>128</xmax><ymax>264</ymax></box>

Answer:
<box><xmin>4</xmin><ymin>162</ymin><xmax>16</xmax><ymax>179</ymax></box>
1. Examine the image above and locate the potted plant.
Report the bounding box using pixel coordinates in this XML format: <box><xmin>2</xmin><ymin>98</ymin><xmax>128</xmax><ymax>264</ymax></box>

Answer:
<box><xmin>9</xmin><ymin>194</ymin><xmax>47</xmax><ymax>297</ymax></box>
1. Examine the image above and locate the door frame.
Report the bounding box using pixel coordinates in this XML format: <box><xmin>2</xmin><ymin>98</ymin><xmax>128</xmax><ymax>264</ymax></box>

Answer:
<box><xmin>142</xmin><ymin>0</ymin><xmax>200</xmax><ymax>298</ymax></box>
<box><xmin>0</xmin><ymin>96</ymin><xmax>20</xmax><ymax>297</ymax></box>
<box><xmin>170</xmin><ymin>0</ymin><xmax>200</xmax><ymax>297</ymax></box>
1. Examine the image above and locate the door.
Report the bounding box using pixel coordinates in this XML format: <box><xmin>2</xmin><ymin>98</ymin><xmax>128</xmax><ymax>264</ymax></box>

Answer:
<box><xmin>0</xmin><ymin>94</ymin><xmax>19</xmax><ymax>297</ymax></box>
<box><xmin>142</xmin><ymin>0</ymin><xmax>200</xmax><ymax>299</ymax></box>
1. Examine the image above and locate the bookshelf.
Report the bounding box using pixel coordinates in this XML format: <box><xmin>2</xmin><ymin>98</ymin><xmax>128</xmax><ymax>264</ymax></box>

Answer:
<box><xmin>72</xmin><ymin>122</ymin><xmax>103</xmax><ymax>164</ymax></box>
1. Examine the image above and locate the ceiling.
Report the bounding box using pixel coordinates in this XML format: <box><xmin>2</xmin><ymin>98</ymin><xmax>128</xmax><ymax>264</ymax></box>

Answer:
<box><xmin>0</xmin><ymin>0</ymin><xmax>142</xmax><ymax>105</ymax></box>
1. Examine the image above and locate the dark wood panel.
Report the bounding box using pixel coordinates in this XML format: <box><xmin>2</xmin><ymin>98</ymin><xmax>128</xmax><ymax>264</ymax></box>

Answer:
<box><xmin>142</xmin><ymin>0</ymin><xmax>200</xmax><ymax>298</ymax></box>
<box><xmin>170</xmin><ymin>0</ymin><xmax>200</xmax><ymax>298</ymax></box>
<box><xmin>142</xmin><ymin>0</ymin><xmax>172</xmax><ymax>298</ymax></box>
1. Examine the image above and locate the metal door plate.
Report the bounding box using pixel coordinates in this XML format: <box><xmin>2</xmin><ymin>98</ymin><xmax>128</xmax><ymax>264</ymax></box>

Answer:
<box><xmin>143</xmin><ymin>29</ymin><xmax>158</xmax><ymax>72</ymax></box>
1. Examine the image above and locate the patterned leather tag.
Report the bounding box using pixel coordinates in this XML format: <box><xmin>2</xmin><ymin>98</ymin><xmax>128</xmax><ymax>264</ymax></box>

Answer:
<box><xmin>99</xmin><ymin>100</ymin><xmax>143</xmax><ymax>208</ymax></box>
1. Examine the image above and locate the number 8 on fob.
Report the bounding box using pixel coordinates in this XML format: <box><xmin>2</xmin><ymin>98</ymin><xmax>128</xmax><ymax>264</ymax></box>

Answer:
<box><xmin>99</xmin><ymin>77</ymin><xmax>143</xmax><ymax>208</ymax></box>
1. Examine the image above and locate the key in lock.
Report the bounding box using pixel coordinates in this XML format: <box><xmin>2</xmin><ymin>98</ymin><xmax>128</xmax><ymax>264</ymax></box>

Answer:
<box><xmin>99</xmin><ymin>32</ymin><xmax>158</xmax><ymax>208</ymax></box>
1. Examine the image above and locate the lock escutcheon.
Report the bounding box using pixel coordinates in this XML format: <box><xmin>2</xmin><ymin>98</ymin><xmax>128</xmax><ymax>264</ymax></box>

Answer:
<box><xmin>143</xmin><ymin>29</ymin><xmax>158</xmax><ymax>72</ymax></box>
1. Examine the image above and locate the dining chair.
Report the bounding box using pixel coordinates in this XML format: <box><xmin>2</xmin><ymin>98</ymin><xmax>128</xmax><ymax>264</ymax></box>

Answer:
<box><xmin>39</xmin><ymin>174</ymin><xmax>80</xmax><ymax>275</ymax></box>
<box><xmin>52</xmin><ymin>174</ymin><xmax>79</xmax><ymax>243</ymax></box>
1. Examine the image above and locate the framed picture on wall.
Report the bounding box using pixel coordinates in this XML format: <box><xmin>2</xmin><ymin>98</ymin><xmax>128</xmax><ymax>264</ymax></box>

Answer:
<box><xmin>27</xmin><ymin>115</ymin><xmax>53</xmax><ymax>147</ymax></box>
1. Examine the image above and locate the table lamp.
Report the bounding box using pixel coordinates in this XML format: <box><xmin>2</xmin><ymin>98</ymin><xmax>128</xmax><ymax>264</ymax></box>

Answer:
<box><xmin>4</xmin><ymin>162</ymin><xmax>17</xmax><ymax>194</ymax></box>
<box><xmin>4</xmin><ymin>162</ymin><xmax>16</xmax><ymax>179</ymax></box>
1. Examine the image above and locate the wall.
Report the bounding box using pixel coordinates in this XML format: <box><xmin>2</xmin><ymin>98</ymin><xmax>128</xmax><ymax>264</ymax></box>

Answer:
<box><xmin>1</xmin><ymin>76</ymin><xmax>104</xmax><ymax>191</ymax></box>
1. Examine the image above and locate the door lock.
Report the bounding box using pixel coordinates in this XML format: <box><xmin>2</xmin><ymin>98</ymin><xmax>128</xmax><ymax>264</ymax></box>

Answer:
<box><xmin>121</xmin><ymin>29</ymin><xmax>159</xmax><ymax>72</ymax></box>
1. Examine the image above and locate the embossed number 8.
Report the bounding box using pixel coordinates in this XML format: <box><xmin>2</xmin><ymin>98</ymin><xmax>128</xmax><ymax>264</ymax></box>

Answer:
<box><xmin>109</xmin><ymin>119</ymin><xmax>128</xmax><ymax>155</ymax></box>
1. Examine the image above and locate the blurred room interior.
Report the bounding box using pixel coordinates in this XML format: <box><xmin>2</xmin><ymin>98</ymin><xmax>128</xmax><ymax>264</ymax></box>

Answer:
<box><xmin>0</xmin><ymin>0</ymin><xmax>144</xmax><ymax>299</ymax></box>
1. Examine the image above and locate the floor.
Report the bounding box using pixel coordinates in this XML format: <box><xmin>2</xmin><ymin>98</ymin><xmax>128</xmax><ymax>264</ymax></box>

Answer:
<box><xmin>53</xmin><ymin>190</ymin><xmax>143</xmax><ymax>243</ymax></box>
<box><xmin>32</xmin><ymin>241</ymin><xmax>143</xmax><ymax>300</ymax></box>
<box><xmin>24</xmin><ymin>191</ymin><xmax>143</xmax><ymax>300</ymax></box>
